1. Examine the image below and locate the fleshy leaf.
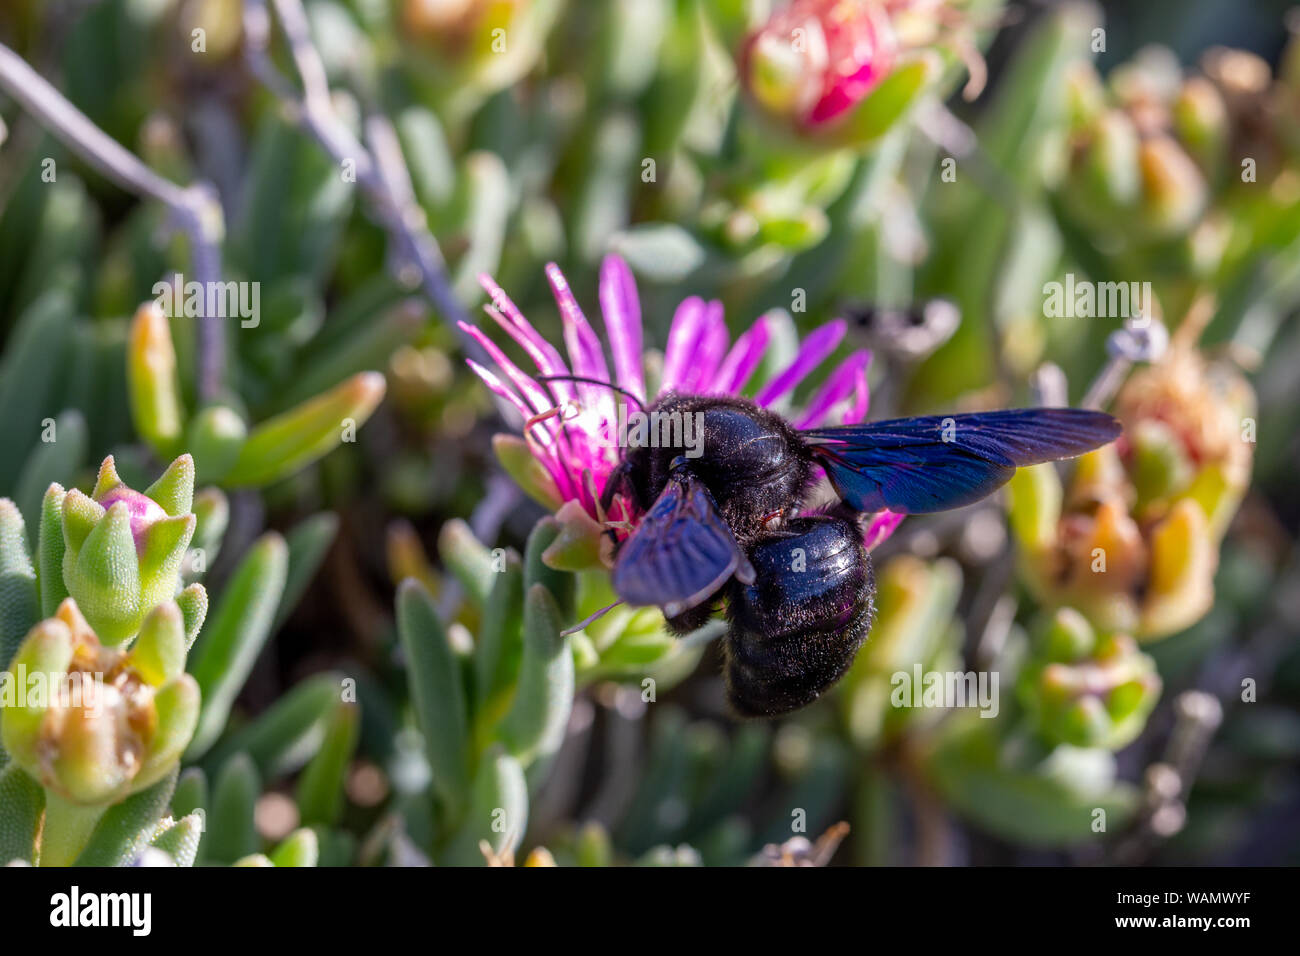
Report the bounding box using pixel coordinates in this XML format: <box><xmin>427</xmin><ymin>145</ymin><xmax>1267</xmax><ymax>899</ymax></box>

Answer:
<box><xmin>0</xmin><ymin>499</ymin><xmax>38</xmax><ymax>669</ymax></box>
<box><xmin>186</xmin><ymin>533</ymin><xmax>289</xmax><ymax>759</ymax></box>
<box><xmin>501</xmin><ymin>585</ymin><xmax>573</xmax><ymax>767</ymax></box>
<box><xmin>36</xmin><ymin>484</ymin><xmax>69</xmax><ymax>618</ymax></box>
<box><xmin>396</xmin><ymin>579</ymin><xmax>471</xmax><ymax>816</ymax></box>
<box><xmin>222</xmin><ymin>372</ymin><xmax>386</xmax><ymax>488</ymax></box>
<box><xmin>295</xmin><ymin>701</ymin><xmax>359</xmax><ymax>827</ymax></box>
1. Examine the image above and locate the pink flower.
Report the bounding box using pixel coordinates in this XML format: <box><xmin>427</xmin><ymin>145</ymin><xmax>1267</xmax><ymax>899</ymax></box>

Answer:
<box><xmin>463</xmin><ymin>255</ymin><xmax>902</xmax><ymax>549</ymax></box>
<box><xmin>742</xmin><ymin>0</ymin><xmax>898</xmax><ymax>128</ymax></box>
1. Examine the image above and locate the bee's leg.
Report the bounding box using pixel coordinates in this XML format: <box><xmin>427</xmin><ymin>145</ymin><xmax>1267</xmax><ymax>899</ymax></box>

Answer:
<box><xmin>599</xmin><ymin>459</ymin><xmax>630</xmax><ymax>516</ymax></box>
<box><xmin>665</xmin><ymin>601</ymin><xmax>717</xmax><ymax>636</ymax></box>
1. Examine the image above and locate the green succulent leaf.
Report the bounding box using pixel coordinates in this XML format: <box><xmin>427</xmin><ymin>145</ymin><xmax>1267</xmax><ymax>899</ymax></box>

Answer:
<box><xmin>501</xmin><ymin>586</ymin><xmax>573</xmax><ymax>767</ymax></box>
<box><xmin>35</xmin><ymin>484</ymin><xmax>69</xmax><ymax>618</ymax></box>
<box><xmin>75</xmin><ymin>767</ymin><xmax>179</xmax><ymax>867</ymax></box>
<box><xmin>0</xmin><ymin>289</ymin><xmax>75</xmax><ymax>491</ymax></box>
<box><xmin>436</xmin><ymin>519</ymin><xmax>496</xmax><ymax>607</ymax></box>
<box><xmin>439</xmin><ymin>746</ymin><xmax>528</xmax><ymax>866</ymax></box>
<box><xmin>149</xmin><ymin>812</ymin><xmax>203</xmax><ymax>867</ymax></box>
<box><xmin>0</xmin><ymin>499</ymin><xmax>38</xmax><ymax>669</ymax></box>
<box><xmin>396</xmin><ymin>579</ymin><xmax>471</xmax><ymax>816</ymax></box>
<box><xmin>296</xmin><ymin>701</ymin><xmax>360</xmax><ymax>828</ymax></box>
<box><xmin>222</xmin><ymin>373</ymin><xmax>386</xmax><ymax>488</ymax></box>
<box><xmin>186</xmin><ymin>532</ymin><xmax>289</xmax><ymax>759</ymax></box>
<box><xmin>202</xmin><ymin>673</ymin><xmax>342</xmax><ymax>778</ymax></box>
<box><xmin>207</xmin><ymin>753</ymin><xmax>261</xmax><ymax>866</ymax></box>
<box><xmin>473</xmin><ymin>549</ymin><xmax>524</xmax><ymax>725</ymax></box>
<box><xmin>268</xmin><ymin>827</ymin><xmax>319</xmax><ymax>867</ymax></box>
<box><xmin>0</xmin><ymin>764</ymin><xmax>44</xmax><ymax>864</ymax></box>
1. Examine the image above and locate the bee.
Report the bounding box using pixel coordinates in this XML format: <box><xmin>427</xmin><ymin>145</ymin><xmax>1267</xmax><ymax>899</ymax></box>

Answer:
<box><xmin>594</xmin><ymin>392</ymin><xmax>1121</xmax><ymax>718</ymax></box>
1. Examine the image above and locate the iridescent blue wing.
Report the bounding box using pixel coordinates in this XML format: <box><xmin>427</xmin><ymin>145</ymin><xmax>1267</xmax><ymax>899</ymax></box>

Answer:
<box><xmin>803</xmin><ymin>408</ymin><xmax>1121</xmax><ymax>514</ymax></box>
<box><xmin>612</xmin><ymin>473</ymin><xmax>755</xmax><ymax>617</ymax></box>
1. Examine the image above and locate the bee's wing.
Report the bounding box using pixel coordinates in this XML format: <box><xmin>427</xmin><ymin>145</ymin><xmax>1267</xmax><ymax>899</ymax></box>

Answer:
<box><xmin>612</xmin><ymin>474</ymin><xmax>755</xmax><ymax>617</ymax></box>
<box><xmin>803</xmin><ymin>408</ymin><xmax>1121</xmax><ymax>514</ymax></box>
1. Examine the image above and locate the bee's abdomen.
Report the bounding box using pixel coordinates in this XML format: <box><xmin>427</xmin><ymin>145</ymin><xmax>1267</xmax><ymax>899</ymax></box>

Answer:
<box><xmin>723</xmin><ymin>516</ymin><xmax>875</xmax><ymax>717</ymax></box>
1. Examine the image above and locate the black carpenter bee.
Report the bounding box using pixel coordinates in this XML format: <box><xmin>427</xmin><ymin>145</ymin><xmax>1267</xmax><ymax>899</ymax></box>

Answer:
<box><xmin>592</xmin><ymin>391</ymin><xmax>1121</xmax><ymax>718</ymax></box>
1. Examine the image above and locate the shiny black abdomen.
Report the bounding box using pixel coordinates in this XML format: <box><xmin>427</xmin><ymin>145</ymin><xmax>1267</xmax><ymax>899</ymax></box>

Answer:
<box><xmin>724</xmin><ymin>515</ymin><xmax>874</xmax><ymax>717</ymax></box>
<box><xmin>621</xmin><ymin>393</ymin><xmax>812</xmax><ymax>541</ymax></box>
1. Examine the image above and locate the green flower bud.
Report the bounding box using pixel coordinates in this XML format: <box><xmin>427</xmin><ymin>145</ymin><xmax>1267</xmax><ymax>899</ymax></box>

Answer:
<box><xmin>1081</xmin><ymin>109</ymin><xmax>1142</xmax><ymax>210</ymax></box>
<box><xmin>1130</xmin><ymin>418</ymin><xmax>1194</xmax><ymax>509</ymax></box>
<box><xmin>185</xmin><ymin>405</ymin><xmax>248</xmax><ymax>484</ymax></box>
<box><xmin>1137</xmin><ymin>136</ymin><xmax>1207</xmax><ymax>237</ymax></box>
<box><xmin>126</xmin><ymin>302</ymin><xmax>184</xmax><ymax>458</ymax></box>
<box><xmin>1139</xmin><ymin>498</ymin><xmax>1216</xmax><ymax>639</ymax></box>
<box><xmin>0</xmin><ymin>599</ymin><xmax>200</xmax><ymax>806</ymax></box>
<box><xmin>1019</xmin><ymin>612</ymin><xmax>1160</xmax><ymax>750</ymax></box>
<box><xmin>62</xmin><ymin>456</ymin><xmax>196</xmax><ymax>645</ymax></box>
<box><xmin>1064</xmin><ymin>61</ymin><xmax>1106</xmax><ymax>130</ymax></box>
<box><xmin>1173</xmin><ymin>76</ymin><xmax>1228</xmax><ymax>175</ymax></box>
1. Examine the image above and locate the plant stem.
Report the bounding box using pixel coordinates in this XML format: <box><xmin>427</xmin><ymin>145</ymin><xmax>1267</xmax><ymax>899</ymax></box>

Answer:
<box><xmin>38</xmin><ymin>792</ymin><xmax>106</xmax><ymax>867</ymax></box>
<box><xmin>242</xmin><ymin>0</ymin><xmax>490</xmax><ymax>370</ymax></box>
<box><xmin>0</xmin><ymin>41</ymin><xmax>227</xmax><ymax>401</ymax></box>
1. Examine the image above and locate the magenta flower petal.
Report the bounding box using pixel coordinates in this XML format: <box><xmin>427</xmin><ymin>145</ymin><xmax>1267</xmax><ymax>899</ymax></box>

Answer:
<box><xmin>863</xmin><ymin>509</ymin><xmax>904</xmax><ymax>551</ymax></box>
<box><xmin>458</xmin><ymin>321</ymin><xmax>553</xmax><ymax>414</ymax></box>
<box><xmin>466</xmin><ymin>360</ymin><xmax>582</xmax><ymax>501</ymax></box>
<box><xmin>677</xmin><ymin>300</ymin><xmax>729</xmax><ymax>394</ymax></box>
<box><xmin>463</xmin><ymin>319</ymin><xmax>587</xmax><ymax>475</ymax></box>
<box><xmin>95</xmin><ymin>488</ymin><xmax>167</xmax><ymax>556</ymax></box>
<box><xmin>755</xmin><ymin>318</ymin><xmax>848</xmax><ymax>407</ymax></box>
<box><xmin>713</xmin><ymin>315</ymin><xmax>771</xmax><ymax>395</ymax></box>
<box><xmin>466</xmin><ymin>358</ymin><xmax>530</xmax><ymax>419</ymax></box>
<box><xmin>794</xmin><ymin>349</ymin><xmax>872</xmax><ymax>428</ymax></box>
<box><xmin>545</xmin><ymin>263</ymin><xmax>613</xmax><ymax>417</ymax></box>
<box><xmin>599</xmin><ymin>255</ymin><xmax>646</xmax><ymax>401</ymax></box>
<box><xmin>660</xmin><ymin>296</ymin><xmax>708</xmax><ymax>392</ymax></box>
<box><xmin>479</xmin><ymin>274</ymin><xmax>576</xmax><ymax>406</ymax></box>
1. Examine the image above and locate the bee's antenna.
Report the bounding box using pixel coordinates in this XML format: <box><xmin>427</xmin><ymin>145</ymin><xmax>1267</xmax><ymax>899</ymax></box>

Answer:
<box><xmin>537</xmin><ymin>375</ymin><xmax>647</xmax><ymax>413</ymax></box>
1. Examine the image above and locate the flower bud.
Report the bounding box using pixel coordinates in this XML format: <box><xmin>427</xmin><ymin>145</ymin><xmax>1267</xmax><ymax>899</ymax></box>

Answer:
<box><xmin>62</xmin><ymin>456</ymin><xmax>196</xmax><ymax>644</ymax></box>
<box><xmin>127</xmin><ymin>301</ymin><xmax>184</xmax><ymax>457</ymax></box>
<box><xmin>1129</xmin><ymin>418</ymin><xmax>1194</xmax><ymax>510</ymax></box>
<box><xmin>0</xmin><ymin>599</ymin><xmax>200</xmax><ymax>805</ymax></box>
<box><xmin>1080</xmin><ymin>109</ymin><xmax>1142</xmax><ymax>209</ymax></box>
<box><xmin>1019</xmin><ymin>610</ymin><xmax>1160</xmax><ymax>750</ymax></box>
<box><xmin>1116</xmin><ymin>344</ymin><xmax>1255</xmax><ymax>540</ymax></box>
<box><xmin>742</xmin><ymin>0</ymin><xmax>897</xmax><ymax>129</ymax></box>
<box><xmin>185</xmin><ymin>405</ymin><xmax>248</xmax><ymax>484</ymax></box>
<box><xmin>1139</xmin><ymin>499</ymin><xmax>1216</xmax><ymax>639</ymax></box>
<box><xmin>1011</xmin><ymin>338</ymin><xmax>1252</xmax><ymax>642</ymax></box>
<box><xmin>1137</xmin><ymin>136</ymin><xmax>1208</xmax><ymax>236</ymax></box>
<box><xmin>402</xmin><ymin>0</ymin><xmax>553</xmax><ymax>94</ymax></box>
<box><xmin>1173</xmin><ymin>76</ymin><xmax>1228</xmax><ymax>174</ymax></box>
<box><xmin>1065</xmin><ymin>61</ymin><xmax>1106</xmax><ymax>130</ymax></box>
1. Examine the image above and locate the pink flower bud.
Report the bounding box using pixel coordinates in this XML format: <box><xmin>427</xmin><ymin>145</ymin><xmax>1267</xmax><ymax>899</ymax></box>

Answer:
<box><xmin>743</xmin><ymin>0</ymin><xmax>897</xmax><ymax>128</ymax></box>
